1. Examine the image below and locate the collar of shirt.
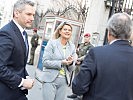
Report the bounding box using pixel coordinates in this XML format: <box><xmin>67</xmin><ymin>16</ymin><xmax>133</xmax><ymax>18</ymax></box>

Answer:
<box><xmin>109</xmin><ymin>39</ymin><xmax>121</xmax><ymax>44</ymax></box>
<box><xmin>13</xmin><ymin>19</ymin><xmax>25</xmax><ymax>40</ymax></box>
<box><xmin>58</xmin><ymin>37</ymin><xmax>70</xmax><ymax>46</ymax></box>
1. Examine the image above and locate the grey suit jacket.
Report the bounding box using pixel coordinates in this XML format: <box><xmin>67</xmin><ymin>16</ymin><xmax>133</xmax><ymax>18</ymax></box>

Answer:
<box><xmin>42</xmin><ymin>38</ymin><xmax>77</xmax><ymax>85</ymax></box>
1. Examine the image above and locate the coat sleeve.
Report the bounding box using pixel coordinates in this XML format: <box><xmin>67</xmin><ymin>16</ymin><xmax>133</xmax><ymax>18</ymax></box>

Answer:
<box><xmin>72</xmin><ymin>48</ymin><xmax>96</xmax><ymax>95</ymax></box>
<box><xmin>67</xmin><ymin>43</ymin><xmax>77</xmax><ymax>72</ymax></box>
<box><xmin>42</xmin><ymin>40</ymin><xmax>62</xmax><ymax>69</ymax></box>
<box><xmin>0</xmin><ymin>32</ymin><xmax>22</xmax><ymax>89</ymax></box>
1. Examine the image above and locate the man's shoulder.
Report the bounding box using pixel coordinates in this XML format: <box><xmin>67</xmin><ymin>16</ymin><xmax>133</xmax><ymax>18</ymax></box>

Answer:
<box><xmin>91</xmin><ymin>45</ymin><xmax>110</xmax><ymax>53</ymax></box>
<box><xmin>0</xmin><ymin>22</ymin><xmax>10</xmax><ymax>29</ymax></box>
<box><xmin>0</xmin><ymin>21</ymin><xmax>14</xmax><ymax>34</ymax></box>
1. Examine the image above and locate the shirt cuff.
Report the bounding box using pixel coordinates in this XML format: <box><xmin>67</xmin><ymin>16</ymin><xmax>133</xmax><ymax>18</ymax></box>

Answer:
<box><xmin>18</xmin><ymin>78</ymin><xmax>24</xmax><ymax>87</ymax></box>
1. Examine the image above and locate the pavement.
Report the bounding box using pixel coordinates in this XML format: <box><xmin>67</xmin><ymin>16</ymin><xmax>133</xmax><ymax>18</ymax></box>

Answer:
<box><xmin>26</xmin><ymin>64</ymin><xmax>81</xmax><ymax>100</ymax></box>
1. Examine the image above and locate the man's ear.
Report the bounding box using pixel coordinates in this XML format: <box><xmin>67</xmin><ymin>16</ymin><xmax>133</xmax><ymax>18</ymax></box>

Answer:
<box><xmin>107</xmin><ymin>31</ymin><xmax>112</xmax><ymax>43</ymax></box>
<box><xmin>14</xmin><ymin>10</ymin><xmax>19</xmax><ymax>18</ymax></box>
<box><xmin>108</xmin><ymin>31</ymin><xmax>112</xmax><ymax>36</ymax></box>
<box><xmin>130</xmin><ymin>33</ymin><xmax>133</xmax><ymax>46</ymax></box>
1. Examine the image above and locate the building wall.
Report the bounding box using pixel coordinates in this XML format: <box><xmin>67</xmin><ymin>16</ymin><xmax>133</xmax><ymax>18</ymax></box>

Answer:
<box><xmin>84</xmin><ymin>0</ymin><xmax>110</xmax><ymax>46</ymax></box>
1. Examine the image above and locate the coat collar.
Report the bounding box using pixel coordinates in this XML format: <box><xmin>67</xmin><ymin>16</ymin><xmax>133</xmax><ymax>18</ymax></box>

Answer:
<box><xmin>111</xmin><ymin>40</ymin><xmax>130</xmax><ymax>46</ymax></box>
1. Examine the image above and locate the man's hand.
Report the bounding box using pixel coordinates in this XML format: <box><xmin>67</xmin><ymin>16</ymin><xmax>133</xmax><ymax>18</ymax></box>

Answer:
<box><xmin>76</xmin><ymin>60</ymin><xmax>81</xmax><ymax>65</ymax></box>
<box><xmin>22</xmin><ymin>78</ymin><xmax>34</xmax><ymax>89</ymax></box>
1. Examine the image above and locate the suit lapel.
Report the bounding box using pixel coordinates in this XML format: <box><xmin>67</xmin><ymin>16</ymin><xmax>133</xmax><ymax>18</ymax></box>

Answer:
<box><xmin>65</xmin><ymin>42</ymin><xmax>71</xmax><ymax>58</ymax></box>
<box><xmin>56</xmin><ymin>39</ymin><xmax>65</xmax><ymax>59</ymax></box>
<box><xmin>10</xmin><ymin>21</ymin><xmax>28</xmax><ymax>62</ymax></box>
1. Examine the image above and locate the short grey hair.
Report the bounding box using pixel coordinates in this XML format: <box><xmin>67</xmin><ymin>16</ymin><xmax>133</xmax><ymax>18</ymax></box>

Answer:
<box><xmin>13</xmin><ymin>0</ymin><xmax>35</xmax><ymax>14</ymax></box>
<box><xmin>107</xmin><ymin>13</ymin><xmax>132</xmax><ymax>39</ymax></box>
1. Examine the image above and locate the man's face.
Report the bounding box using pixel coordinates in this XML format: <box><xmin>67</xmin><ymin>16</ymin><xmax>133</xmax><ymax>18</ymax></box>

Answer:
<box><xmin>14</xmin><ymin>5</ymin><xmax>35</xmax><ymax>28</ymax></box>
<box><xmin>84</xmin><ymin>36</ymin><xmax>90</xmax><ymax>43</ymax></box>
<box><xmin>33</xmin><ymin>31</ymin><xmax>37</xmax><ymax>34</ymax></box>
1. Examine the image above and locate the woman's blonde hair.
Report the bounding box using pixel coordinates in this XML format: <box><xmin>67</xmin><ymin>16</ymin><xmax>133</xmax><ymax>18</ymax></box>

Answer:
<box><xmin>53</xmin><ymin>22</ymin><xmax>72</xmax><ymax>39</ymax></box>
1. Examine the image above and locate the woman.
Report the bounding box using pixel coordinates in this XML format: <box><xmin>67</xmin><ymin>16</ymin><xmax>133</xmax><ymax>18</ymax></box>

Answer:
<box><xmin>42</xmin><ymin>22</ymin><xmax>77</xmax><ymax>100</ymax></box>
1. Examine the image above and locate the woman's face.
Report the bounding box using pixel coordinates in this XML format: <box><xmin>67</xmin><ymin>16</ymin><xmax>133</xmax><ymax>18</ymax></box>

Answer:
<box><xmin>59</xmin><ymin>25</ymin><xmax>72</xmax><ymax>40</ymax></box>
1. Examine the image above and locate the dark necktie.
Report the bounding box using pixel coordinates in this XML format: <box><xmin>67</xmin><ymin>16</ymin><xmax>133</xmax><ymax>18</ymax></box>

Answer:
<box><xmin>23</xmin><ymin>30</ymin><xmax>28</xmax><ymax>55</ymax></box>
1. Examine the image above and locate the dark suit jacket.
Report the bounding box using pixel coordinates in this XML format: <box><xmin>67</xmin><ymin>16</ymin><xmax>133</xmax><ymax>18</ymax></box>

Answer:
<box><xmin>72</xmin><ymin>40</ymin><xmax>133</xmax><ymax>100</ymax></box>
<box><xmin>0</xmin><ymin>20</ymin><xmax>29</xmax><ymax>100</ymax></box>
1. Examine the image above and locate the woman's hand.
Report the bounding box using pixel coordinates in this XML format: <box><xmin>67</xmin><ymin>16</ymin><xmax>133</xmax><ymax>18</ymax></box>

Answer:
<box><xmin>62</xmin><ymin>55</ymin><xmax>74</xmax><ymax>66</ymax></box>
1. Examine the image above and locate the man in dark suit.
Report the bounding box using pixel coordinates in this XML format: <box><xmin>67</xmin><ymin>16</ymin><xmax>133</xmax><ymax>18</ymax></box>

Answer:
<box><xmin>0</xmin><ymin>0</ymin><xmax>35</xmax><ymax>100</ymax></box>
<box><xmin>72</xmin><ymin>13</ymin><xmax>133</xmax><ymax>100</ymax></box>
